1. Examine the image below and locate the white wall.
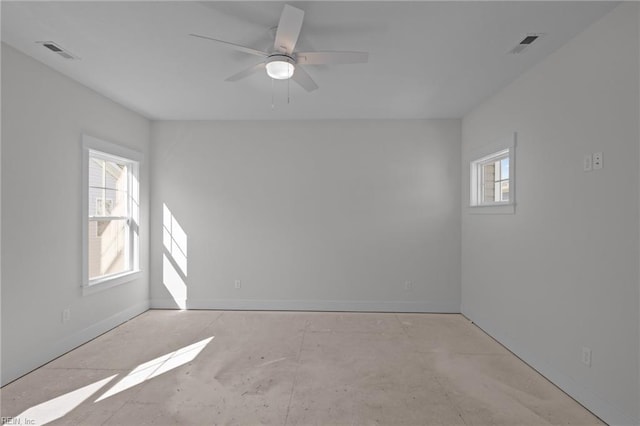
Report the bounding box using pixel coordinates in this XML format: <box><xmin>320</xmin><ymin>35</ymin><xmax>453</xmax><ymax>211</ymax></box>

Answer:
<box><xmin>151</xmin><ymin>119</ymin><xmax>461</xmax><ymax>312</ymax></box>
<box><xmin>461</xmin><ymin>4</ymin><xmax>639</xmax><ymax>425</ymax></box>
<box><xmin>1</xmin><ymin>44</ymin><xmax>151</xmax><ymax>385</ymax></box>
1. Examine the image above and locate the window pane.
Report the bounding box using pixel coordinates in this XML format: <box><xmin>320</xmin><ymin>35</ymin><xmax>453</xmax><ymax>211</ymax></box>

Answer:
<box><xmin>494</xmin><ymin>160</ymin><xmax>501</xmax><ymax>181</ymax></box>
<box><xmin>482</xmin><ymin>163</ymin><xmax>495</xmax><ymax>203</ymax></box>
<box><xmin>501</xmin><ymin>158</ymin><xmax>509</xmax><ymax>179</ymax></box>
<box><xmin>501</xmin><ymin>181</ymin><xmax>509</xmax><ymax>202</ymax></box>
<box><xmin>89</xmin><ymin>158</ymin><xmax>105</xmax><ymax>188</ymax></box>
<box><xmin>105</xmin><ymin>161</ymin><xmax>128</xmax><ymax>190</ymax></box>
<box><xmin>105</xmin><ymin>189</ymin><xmax>128</xmax><ymax>216</ymax></box>
<box><xmin>88</xmin><ymin>219</ymin><xmax>129</xmax><ymax>279</ymax></box>
<box><xmin>89</xmin><ymin>187</ymin><xmax>104</xmax><ymax>216</ymax></box>
<box><xmin>89</xmin><ymin>157</ymin><xmax>128</xmax><ymax>190</ymax></box>
<box><xmin>89</xmin><ymin>188</ymin><xmax>127</xmax><ymax>217</ymax></box>
<box><xmin>89</xmin><ymin>154</ymin><xmax>129</xmax><ymax>217</ymax></box>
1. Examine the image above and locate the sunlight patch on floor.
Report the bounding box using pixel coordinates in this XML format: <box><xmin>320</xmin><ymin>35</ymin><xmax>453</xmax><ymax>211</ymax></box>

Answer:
<box><xmin>95</xmin><ymin>336</ymin><xmax>213</xmax><ymax>402</ymax></box>
<box><xmin>14</xmin><ymin>375</ymin><xmax>117</xmax><ymax>426</ymax></box>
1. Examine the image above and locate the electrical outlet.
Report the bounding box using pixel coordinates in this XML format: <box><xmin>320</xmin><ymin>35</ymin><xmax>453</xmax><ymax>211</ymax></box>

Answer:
<box><xmin>62</xmin><ymin>308</ymin><xmax>71</xmax><ymax>323</ymax></box>
<box><xmin>234</xmin><ymin>280</ymin><xmax>242</xmax><ymax>289</ymax></box>
<box><xmin>583</xmin><ymin>154</ymin><xmax>592</xmax><ymax>172</ymax></box>
<box><xmin>593</xmin><ymin>152</ymin><xmax>603</xmax><ymax>170</ymax></box>
<box><xmin>404</xmin><ymin>281</ymin><xmax>412</xmax><ymax>290</ymax></box>
<box><xmin>582</xmin><ymin>347</ymin><xmax>592</xmax><ymax>367</ymax></box>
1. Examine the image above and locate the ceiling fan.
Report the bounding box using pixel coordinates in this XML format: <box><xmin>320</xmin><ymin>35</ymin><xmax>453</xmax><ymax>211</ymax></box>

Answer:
<box><xmin>190</xmin><ymin>4</ymin><xmax>369</xmax><ymax>92</ymax></box>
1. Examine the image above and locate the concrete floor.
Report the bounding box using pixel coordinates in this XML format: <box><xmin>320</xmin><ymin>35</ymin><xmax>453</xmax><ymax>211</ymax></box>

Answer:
<box><xmin>1</xmin><ymin>310</ymin><xmax>603</xmax><ymax>425</ymax></box>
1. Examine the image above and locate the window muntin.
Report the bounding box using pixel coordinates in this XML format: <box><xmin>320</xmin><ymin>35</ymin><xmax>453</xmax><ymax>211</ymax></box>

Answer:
<box><xmin>83</xmin><ymin>135</ymin><xmax>141</xmax><ymax>289</ymax></box>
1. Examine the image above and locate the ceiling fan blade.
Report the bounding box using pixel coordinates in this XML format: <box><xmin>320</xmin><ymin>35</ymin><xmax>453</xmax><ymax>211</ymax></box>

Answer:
<box><xmin>291</xmin><ymin>66</ymin><xmax>318</xmax><ymax>92</ymax></box>
<box><xmin>189</xmin><ymin>34</ymin><xmax>268</xmax><ymax>57</ymax></box>
<box><xmin>273</xmin><ymin>5</ymin><xmax>304</xmax><ymax>54</ymax></box>
<box><xmin>296</xmin><ymin>51</ymin><xmax>369</xmax><ymax>65</ymax></box>
<box><xmin>225</xmin><ymin>62</ymin><xmax>266</xmax><ymax>82</ymax></box>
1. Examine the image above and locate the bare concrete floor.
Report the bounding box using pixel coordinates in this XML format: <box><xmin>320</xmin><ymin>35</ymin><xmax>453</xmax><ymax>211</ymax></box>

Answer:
<box><xmin>1</xmin><ymin>310</ymin><xmax>603</xmax><ymax>425</ymax></box>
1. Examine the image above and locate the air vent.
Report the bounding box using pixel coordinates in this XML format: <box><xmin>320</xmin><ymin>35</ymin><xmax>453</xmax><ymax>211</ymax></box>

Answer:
<box><xmin>520</xmin><ymin>35</ymin><xmax>539</xmax><ymax>45</ymax></box>
<box><xmin>36</xmin><ymin>41</ymin><xmax>80</xmax><ymax>60</ymax></box>
<box><xmin>509</xmin><ymin>33</ymin><xmax>544</xmax><ymax>54</ymax></box>
<box><xmin>43</xmin><ymin>43</ymin><xmax>63</xmax><ymax>52</ymax></box>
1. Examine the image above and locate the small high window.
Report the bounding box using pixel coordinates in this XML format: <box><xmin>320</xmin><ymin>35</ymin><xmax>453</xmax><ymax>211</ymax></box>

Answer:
<box><xmin>469</xmin><ymin>135</ymin><xmax>515</xmax><ymax>212</ymax></box>
<box><xmin>82</xmin><ymin>135</ymin><xmax>142</xmax><ymax>293</ymax></box>
<box><xmin>474</xmin><ymin>150</ymin><xmax>510</xmax><ymax>204</ymax></box>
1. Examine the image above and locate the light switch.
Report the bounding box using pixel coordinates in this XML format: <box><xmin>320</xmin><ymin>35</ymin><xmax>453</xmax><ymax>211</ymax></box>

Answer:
<box><xmin>583</xmin><ymin>154</ymin><xmax>592</xmax><ymax>172</ymax></box>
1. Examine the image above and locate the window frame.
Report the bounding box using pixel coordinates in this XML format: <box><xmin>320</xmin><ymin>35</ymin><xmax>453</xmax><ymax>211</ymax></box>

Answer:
<box><xmin>469</xmin><ymin>133</ymin><xmax>516</xmax><ymax>214</ymax></box>
<box><xmin>82</xmin><ymin>134</ymin><xmax>142</xmax><ymax>295</ymax></box>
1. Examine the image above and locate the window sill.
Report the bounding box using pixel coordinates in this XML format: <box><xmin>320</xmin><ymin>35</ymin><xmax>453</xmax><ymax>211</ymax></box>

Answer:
<box><xmin>83</xmin><ymin>270</ymin><xmax>142</xmax><ymax>296</ymax></box>
<box><xmin>467</xmin><ymin>203</ymin><xmax>515</xmax><ymax>215</ymax></box>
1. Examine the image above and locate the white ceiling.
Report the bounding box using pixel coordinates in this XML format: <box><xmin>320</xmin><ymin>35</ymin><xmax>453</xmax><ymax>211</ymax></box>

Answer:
<box><xmin>1</xmin><ymin>1</ymin><xmax>616</xmax><ymax>120</ymax></box>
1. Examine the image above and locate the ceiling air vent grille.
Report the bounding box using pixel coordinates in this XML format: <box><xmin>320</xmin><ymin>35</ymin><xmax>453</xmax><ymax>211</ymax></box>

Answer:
<box><xmin>509</xmin><ymin>33</ymin><xmax>544</xmax><ymax>54</ymax></box>
<box><xmin>36</xmin><ymin>41</ymin><xmax>80</xmax><ymax>60</ymax></box>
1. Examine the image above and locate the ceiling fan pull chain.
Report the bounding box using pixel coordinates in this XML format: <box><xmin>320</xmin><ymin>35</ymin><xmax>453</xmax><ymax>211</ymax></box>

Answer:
<box><xmin>271</xmin><ymin>77</ymin><xmax>275</xmax><ymax>109</ymax></box>
<box><xmin>287</xmin><ymin>76</ymin><xmax>290</xmax><ymax>105</ymax></box>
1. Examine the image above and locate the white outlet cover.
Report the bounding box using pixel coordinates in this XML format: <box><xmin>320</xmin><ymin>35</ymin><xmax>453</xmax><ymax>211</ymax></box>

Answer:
<box><xmin>593</xmin><ymin>152</ymin><xmax>603</xmax><ymax>169</ymax></box>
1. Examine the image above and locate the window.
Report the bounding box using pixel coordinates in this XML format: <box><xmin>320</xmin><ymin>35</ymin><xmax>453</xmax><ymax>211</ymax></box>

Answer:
<box><xmin>82</xmin><ymin>135</ymin><xmax>142</xmax><ymax>293</ymax></box>
<box><xmin>469</xmin><ymin>134</ymin><xmax>515</xmax><ymax>213</ymax></box>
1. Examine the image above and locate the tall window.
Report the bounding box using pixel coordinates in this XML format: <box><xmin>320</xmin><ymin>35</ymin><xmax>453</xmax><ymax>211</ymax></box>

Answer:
<box><xmin>83</xmin><ymin>135</ymin><xmax>141</xmax><ymax>292</ymax></box>
<box><xmin>469</xmin><ymin>135</ymin><xmax>515</xmax><ymax>211</ymax></box>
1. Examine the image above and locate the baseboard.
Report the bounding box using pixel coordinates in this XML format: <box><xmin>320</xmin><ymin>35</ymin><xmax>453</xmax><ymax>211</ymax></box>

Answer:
<box><xmin>463</xmin><ymin>309</ymin><xmax>638</xmax><ymax>426</ymax></box>
<box><xmin>1</xmin><ymin>300</ymin><xmax>149</xmax><ymax>386</ymax></box>
<box><xmin>150</xmin><ymin>298</ymin><xmax>460</xmax><ymax>313</ymax></box>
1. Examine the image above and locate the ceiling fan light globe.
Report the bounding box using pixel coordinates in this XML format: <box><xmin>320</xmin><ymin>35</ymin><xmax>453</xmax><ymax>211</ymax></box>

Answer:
<box><xmin>266</xmin><ymin>60</ymin><xmax>295</xmax><ymax>80</ymax></box>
